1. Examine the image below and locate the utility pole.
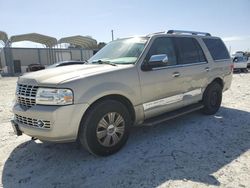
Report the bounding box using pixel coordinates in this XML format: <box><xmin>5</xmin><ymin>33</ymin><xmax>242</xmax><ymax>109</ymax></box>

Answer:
<box><xmin>111</xmin><ymin>30</ymin><xmax>114</xmax><ymax>41</ymax></box>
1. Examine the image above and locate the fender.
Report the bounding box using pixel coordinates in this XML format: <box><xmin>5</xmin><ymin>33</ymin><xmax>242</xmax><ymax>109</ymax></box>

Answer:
<box><xmin>78</xmin><ymin>82</ymin><xmax>139</xmax><ymax>106</ymax></box>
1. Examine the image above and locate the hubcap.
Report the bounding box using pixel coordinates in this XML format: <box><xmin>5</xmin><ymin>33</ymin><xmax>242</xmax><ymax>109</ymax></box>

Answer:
<box><xmin>96</xmin><ymin>112</ymin><xmax>125</xmax><ymax>147</ymax></box>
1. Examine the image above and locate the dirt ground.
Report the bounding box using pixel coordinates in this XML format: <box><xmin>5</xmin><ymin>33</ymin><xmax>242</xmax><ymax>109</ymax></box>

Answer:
<box><xmin>0</xmin><ymin>74</ymin><xmax>250</xmax><ymax>188</ymax></box>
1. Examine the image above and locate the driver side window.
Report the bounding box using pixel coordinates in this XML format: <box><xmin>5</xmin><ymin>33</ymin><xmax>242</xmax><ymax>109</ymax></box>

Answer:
<box><xmin>145</xmin><ymin>37</ymin><xmax>177</xmax><ymax>66</ymax></box>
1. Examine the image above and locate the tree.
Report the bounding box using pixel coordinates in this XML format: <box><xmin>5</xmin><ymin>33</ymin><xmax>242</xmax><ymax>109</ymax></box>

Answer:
<box><xmin>98</xmin><ymin>42</ymin><xmax>106</xmax><ymax>50</ymax></box>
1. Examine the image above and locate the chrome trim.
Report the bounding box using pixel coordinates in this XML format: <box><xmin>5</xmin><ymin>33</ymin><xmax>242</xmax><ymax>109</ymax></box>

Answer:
<box><xmin>143</xmin><ymin>88</ymin><xmax>202</xmax><ymax>111</ymax></box>
<box><xmin>17</xmin><ymin>95</ymin><xmax>36</xmax><ymax>99</ymax></box>
<box><xmin>185</xmin><ymin>89</ymin><xmax>202</xmax><ymax>97</ymax></box>
<box><xmin>14</xmin><ymin>114</ymin><xmax>51</xmax><ymax>129</ymax></box>
<box><xmin>172</xmin><ymin>72</ymin><xmax>180</xmax><ymax>77</ymax></box>
<box><xmin>205</xmin><ymin>67</ymin><xmax>210</xmax><ymax>72</ymax></box>
<box><xmin>152</xmin><ymin>61</ymin><xmax>207</xmax><ymax>71</ymax></box>
<box><xmin>16</xmin><ymin>84</ymin><xmax>38</xmax><ymax>108</ymax></box>
<box><xmin>214</xmin><ymin>59</ymin><xmax>231</xmax><ymax>62</ymax></box>
<box><xmin>96</xmin><ymin>112</ymin><xmax>125</xmax><ymax>147</ymax></box>
<box><xmin>143</xmin><ymin>94</ymin><xmax>183</xmax><ymax>111</ymax></box>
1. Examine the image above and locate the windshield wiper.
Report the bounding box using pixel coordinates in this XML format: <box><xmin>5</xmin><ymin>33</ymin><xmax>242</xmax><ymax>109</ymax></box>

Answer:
<box><xmin>92</xmin><ymin>60</ymin><xmax>117</xmax><ymax>66</ymax></box>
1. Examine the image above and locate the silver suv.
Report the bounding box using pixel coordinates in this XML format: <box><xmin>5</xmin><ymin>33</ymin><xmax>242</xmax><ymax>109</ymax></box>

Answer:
<box><xmin>12</xmin><ymin>30</ymin><xmax>233</xmax><ymax>156</ymax></box>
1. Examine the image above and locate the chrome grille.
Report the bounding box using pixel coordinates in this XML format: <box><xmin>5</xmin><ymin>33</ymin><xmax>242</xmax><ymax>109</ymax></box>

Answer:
<box><xmin>15</xmin><ymin>114</ymin><xmax>51</xmax><ymax>129</ymax></box>
<box><xmin>16</xmin><ymin>84</ymin><xmax>38</xmax><ymax>108</ymax></box>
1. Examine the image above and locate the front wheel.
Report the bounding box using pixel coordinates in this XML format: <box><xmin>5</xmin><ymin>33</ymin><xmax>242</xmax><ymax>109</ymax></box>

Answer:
<box><xmin>78</xmin><ymin>100</ymin><xmax>131</xmax><ymax>156</ymax></box>
<box><xmin>202</xmin><ymin>82</ymin><xmax>222</xmax><ymax>115</ymax></box>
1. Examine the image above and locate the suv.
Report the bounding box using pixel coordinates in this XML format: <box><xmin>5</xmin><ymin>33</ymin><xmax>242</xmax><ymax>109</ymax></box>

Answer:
<box><xmin>11</xmin><ymin>30</ymin><xmax>233</xmax><ymax>156</ymax></box>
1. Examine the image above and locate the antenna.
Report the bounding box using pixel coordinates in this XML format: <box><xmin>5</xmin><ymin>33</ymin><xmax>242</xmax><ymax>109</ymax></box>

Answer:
<box><xmin>111</xmin><ymin>30</ymin><xmax>114</xmax><ymax>41</ymax></box>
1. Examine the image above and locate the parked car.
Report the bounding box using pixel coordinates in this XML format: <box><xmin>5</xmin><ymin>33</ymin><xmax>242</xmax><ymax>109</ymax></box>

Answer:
<box><xmin>247</xmin><ymin>57</ymin><xmax>250</xmax><ymax>68</ymax></box>
<box><xmin>233</xmin><ymin>56</ymin><xmax>248</xmax><ymax>72</ymax></box>
<box><xmin>46</xmin><ymin>60</ymin><xmax>86</xmax><ymax>69</ymax></box>
<box><xmin>26</xmin><ymin>64</ymin><xmax>45</xmax><ymax>72</ymax></box>
<box><xmin>11</xmin><ymin>30</ymin><xmax>233</xmax><ymax>156</ymax></box>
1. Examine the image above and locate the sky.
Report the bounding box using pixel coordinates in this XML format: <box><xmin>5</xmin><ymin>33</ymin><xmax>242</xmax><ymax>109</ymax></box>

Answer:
<box><xmin>0</xmin><ymin>0</ymin><xmax>250</xmax><ymax>53</ymax></box>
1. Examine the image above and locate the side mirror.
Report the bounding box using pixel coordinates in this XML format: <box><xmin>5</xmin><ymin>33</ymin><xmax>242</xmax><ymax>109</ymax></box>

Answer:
<box><xmin>141</xmin><ymin>54</ymin><xmax>169</xmax><ymax>71</ymax></box>
<box><xmin>149</xmin><ymin>54</ymin><xmax>169</xmax><ymax>64</ymax></box>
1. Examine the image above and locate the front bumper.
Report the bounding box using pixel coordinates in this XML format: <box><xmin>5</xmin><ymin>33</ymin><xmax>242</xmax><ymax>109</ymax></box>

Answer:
<box><xmin>12</xmin><ymin>103</ymin><xmax>89</xmax><ymax>142</ymax></box>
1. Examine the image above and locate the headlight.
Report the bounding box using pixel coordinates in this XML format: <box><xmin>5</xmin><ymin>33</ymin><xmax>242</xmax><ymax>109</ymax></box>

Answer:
<box><xmin>36</xmin><ymin>88</ymin><xmax>73</xmax><ymax>105</ymax></box>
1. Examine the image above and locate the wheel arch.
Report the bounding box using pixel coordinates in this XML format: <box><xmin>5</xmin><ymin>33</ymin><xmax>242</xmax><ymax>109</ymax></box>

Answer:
<box><xmin>211</xmin><ymin>77</ymin><xmax>224</xmax><ymax>89</ymax></box>
<box><xmin>202</xmin><ymin>77</ymin><xmax>224</xmax><ymax>99</ymax></box>
<box><xmin>80</xmin><ymin>94</ymin><xmax>136</xmax><ymax>126</ymax></box>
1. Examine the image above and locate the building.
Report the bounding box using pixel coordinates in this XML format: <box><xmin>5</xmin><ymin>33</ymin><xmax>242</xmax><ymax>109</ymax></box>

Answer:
<box><xmin>0</xmin><ymin>32</ymin><xmax>98</xmax><ymax>75</ymax></box>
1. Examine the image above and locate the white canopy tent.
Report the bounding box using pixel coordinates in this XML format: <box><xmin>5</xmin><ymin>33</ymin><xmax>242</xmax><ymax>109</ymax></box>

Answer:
<box><xmin>58</xmin><ymin>35</ymin><xmax>98</xmax><ymax>49</ymax></box>
<box><xmin>0</xmin><ymin>31</ymin><xmax>99</xmax><ymax>75</ymax></box>
<box><xmin>10</xmin><ymin>33</ymin><xmax>57</xmax><ymax>47</ymax></box>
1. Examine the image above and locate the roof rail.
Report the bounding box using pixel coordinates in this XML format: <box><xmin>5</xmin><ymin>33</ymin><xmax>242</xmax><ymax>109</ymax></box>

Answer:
<box><xmin>167</xmin><ymin>30</ymin><xmax>211</xmax><ymax>36</ymax></box>
<box><xmin>146</xmin><ymin>31</ymin><xmax>167</xmax><ymax>37</ymax></box>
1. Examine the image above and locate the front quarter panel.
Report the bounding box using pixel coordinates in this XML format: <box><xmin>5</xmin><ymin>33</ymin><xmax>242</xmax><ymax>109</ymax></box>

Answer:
<box><xmin>61</xmin><ymin>66</ymin><xmax>141</xmax><ymax>106</ymax></box>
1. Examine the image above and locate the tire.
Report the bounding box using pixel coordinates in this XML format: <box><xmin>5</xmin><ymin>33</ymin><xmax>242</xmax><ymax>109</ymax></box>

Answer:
<box><xmin>202</xmin><ymin>82</ymin><xmax>222</xmax><ymax>115</ymax></box>
<box><xmin>78</xmin><ymin>100</ymin><xmax>131</xmax><ymax>156</ymax></box>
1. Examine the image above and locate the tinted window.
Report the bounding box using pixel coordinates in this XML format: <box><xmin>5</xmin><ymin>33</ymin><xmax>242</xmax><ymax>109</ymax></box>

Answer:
<box><xmin>145</xmin><ymin>37</ymin><xmax>177</xmax><ymax>66</ymax></box>
<box><xmin>203</xmin><ymin>38</ymin><xmax>230</xmax><ymax>60</ymax></box>
<box><xmin>193</xmin><ymin>40</ymin><xmax>206</xmax><ymax>62</ymax></box>
<box><xmin>174</xmin><ymin>37</ymin><xmax>206</xmax><ymax>64</ymax></box>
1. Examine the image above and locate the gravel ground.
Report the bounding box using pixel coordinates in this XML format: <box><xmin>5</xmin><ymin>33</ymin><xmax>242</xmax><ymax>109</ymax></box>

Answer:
<box><xmin>0</xmin><ymin>74</ymin><xmax>250</xmax><ymax>188</ymax></box>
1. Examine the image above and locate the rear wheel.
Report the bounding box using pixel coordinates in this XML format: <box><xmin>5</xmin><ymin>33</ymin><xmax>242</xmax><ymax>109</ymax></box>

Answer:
<box><xmin>78</xmin><ymin>100</ymin><xmax>131</xmax><ymax>156</ymax></box>
<box><xmin>202</xmin><ymin>82</ymin><xmax>222</xmax><ymax>115</ymax></box>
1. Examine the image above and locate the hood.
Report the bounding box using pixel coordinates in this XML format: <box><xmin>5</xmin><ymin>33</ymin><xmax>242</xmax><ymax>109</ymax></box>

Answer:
<box><xmin>18</xmin><ymin>64</ymin><xmax>132</xmax><ymax>85</ymax></box>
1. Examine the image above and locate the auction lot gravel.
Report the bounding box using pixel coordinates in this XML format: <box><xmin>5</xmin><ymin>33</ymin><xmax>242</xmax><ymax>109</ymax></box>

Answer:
<box><xmin>0</xmin><ymin>74</ymin><xmax>250</xmax><ymax>188</ymax></box>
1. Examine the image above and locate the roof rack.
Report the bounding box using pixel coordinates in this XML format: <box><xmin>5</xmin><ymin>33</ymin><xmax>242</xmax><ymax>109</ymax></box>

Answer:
<box><xmin>146</xmin><ymin>31</ymin><xmax>166</xmax><ymax>37</ymax></box>
<box><xmin>167</xmin><ymin>30</ymin><xmax>211</xmax><ymax>36</ymax></box>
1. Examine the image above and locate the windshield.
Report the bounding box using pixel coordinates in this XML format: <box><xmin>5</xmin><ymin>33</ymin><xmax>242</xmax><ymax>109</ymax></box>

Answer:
<box><xmin>88</xmin><ymin>37</ymin><xmax>148</xmax><ymax>64</ymax></box>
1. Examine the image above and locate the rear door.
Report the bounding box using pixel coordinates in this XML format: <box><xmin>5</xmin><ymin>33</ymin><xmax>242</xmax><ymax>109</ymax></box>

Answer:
<box><xmin>172</xmin><ymin>36</ymin><xmax>209</xmax><ymax>106</ymax></box>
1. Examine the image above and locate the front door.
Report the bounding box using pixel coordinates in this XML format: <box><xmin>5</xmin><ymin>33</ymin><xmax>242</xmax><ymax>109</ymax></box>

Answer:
<box><xmin>138</xmin><ymin>36</ymin><xmax>187</xmax><ymax>119</ymax></box>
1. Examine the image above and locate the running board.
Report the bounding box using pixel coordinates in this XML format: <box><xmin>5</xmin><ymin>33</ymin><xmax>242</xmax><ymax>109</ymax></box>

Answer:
<box><xmin>142</xmin><ymin>103</ymin><xmax>204</xmax><ymax>126</ymax></box>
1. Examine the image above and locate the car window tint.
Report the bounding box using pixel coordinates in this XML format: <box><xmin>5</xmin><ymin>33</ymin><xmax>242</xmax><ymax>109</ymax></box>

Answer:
<box><xmin>145</xmin><ymin>37</ymin><xmax>177</xmax><ymax>66</ymax></box>
<box><xmin>203</xmin><ymin>38</ymin><xmax>230</xmax><ymax>61</ymax></box>
<box><xmin>193</xmin><ymin>39</ymin><xmax>206</xmax><ymax>62</ymax></box>
<box><xmin>174</xmin><ymin>37</ymin><xmax>202</xmax><ymax>64</ymax></box>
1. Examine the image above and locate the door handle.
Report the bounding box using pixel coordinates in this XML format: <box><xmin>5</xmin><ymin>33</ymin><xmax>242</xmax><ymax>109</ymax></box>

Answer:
<box><xmin>172</xmin><ymin>72</ymin><xmax>180</xmax><ymax>77</ymax></box>
<box><xmin>205</xmin><ymin>67</ymin><xmax>210</xmax><ymax>72</ymax></box>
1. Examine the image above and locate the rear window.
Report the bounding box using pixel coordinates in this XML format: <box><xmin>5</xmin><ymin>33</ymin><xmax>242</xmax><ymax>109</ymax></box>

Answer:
<box><xmin>203</xmin><ymin>38</ymin><xmax>230</xmax><ymax>61</ymax></box>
